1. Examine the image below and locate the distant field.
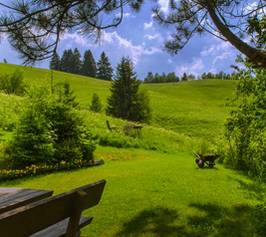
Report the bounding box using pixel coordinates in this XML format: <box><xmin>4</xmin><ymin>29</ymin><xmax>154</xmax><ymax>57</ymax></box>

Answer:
<box><xmin>0</xmin><ymin>63</ymin><xmax>237</xmax><ymax>139</ymax></box>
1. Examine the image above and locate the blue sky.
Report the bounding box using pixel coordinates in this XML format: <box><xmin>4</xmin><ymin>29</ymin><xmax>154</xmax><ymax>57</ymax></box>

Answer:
<box><xmin>0</xmin><ymin>1</ymin><xmax>239</xmax><ymax>79</ymax></box>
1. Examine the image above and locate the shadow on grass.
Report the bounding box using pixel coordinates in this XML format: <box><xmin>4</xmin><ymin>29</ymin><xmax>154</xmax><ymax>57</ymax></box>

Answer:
<box><xmin>116</xmin><ymin>204</ymin><xmax>266</xmax><ymax>237</ymax></box>
<box><xmin>229</xmin><ymin>176</ymin><xmax>266</xmax><ymax>202</ymax></box>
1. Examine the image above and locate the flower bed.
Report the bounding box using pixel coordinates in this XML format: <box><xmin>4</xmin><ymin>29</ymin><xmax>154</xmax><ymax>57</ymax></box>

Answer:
<box><xmin>0</xmin><ymin>159</ymin><xmax>104</xmax><ymax>181</ymax></box>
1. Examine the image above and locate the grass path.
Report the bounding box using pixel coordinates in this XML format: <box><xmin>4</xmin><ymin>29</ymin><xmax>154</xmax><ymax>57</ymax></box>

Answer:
<box><xmin>1</xmin><ymin>147</ymin><xmax>265</xmax><ymax>236</ymax></box>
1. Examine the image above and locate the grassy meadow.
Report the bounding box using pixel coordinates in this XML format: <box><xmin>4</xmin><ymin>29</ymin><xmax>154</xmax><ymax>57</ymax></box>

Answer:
<box><xmin>0</xmin><ymin>63</ymin><xmax>265</xmax><ymax>237</ymax></box>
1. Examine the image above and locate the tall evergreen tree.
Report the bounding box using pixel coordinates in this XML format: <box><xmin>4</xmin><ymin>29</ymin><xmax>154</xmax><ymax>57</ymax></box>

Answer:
<box><xmin>96</xmin><ymin>52</ymin><xmax>113</xmax><ymax>81</ymax></box>
<box><xmin>49</xmin><ymin>52</ymin><xmax>61</xmax><ymax>70</ymax></box>
<box><xmin>60</xmin><ymin>49</ymin><xmax>74</xmax><ymax>73</ymax></box>
<box><xmin>72</xmin><ymin>48</ymin><xmax>82</xmax><ymax>74</ymax></box>
<box><xmin>81</xmin><ymin>50</ymin><xmax>97</xmax><ymax>77</ymax></box>
<box><xmin>107</xmin><ymin>57</ymin><xmax>150</xmax><ymax>122</ymax></box>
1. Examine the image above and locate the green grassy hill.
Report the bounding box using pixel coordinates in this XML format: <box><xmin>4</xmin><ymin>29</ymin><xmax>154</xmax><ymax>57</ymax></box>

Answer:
<box><xmin>1</xmin><ymin>64</ymin><xmax>264</xmax><ymax>237</ymax></box>
<box><xmin>0</xmin><ymin>63</ymin><xmax>237</xmax><ymax>139</ymax></box>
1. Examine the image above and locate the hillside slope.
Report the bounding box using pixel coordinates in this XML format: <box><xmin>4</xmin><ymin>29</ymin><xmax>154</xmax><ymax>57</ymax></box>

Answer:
<box><xmin>0</xmin><ymin>63</ymin><xmax>237</xmax><ymax>139</ymax></box>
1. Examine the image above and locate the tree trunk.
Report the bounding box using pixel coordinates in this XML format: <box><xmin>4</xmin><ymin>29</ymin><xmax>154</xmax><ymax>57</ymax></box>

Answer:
<box><xmin>206</xmin><ymin>3</ymin><xmax>266</xmax><ymax>68</ymax></box>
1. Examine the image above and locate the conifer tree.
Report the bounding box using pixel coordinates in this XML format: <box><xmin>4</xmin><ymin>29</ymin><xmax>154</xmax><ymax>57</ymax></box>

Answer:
<box><xmin>107</xmin><ymin>57</ymin><xmax>150</xmax><ymax>122</ymax></box>
<box><xmin>144</xmin><ymin>72</ymin><xmax>153</xmax><ymax>83</ymax></box>
<box><xmin>72</xmin><ymin>48</ymin><xmax>82</xmax><ymax>74</ymax></box>
<box><xmin>96</xmin><ymin>52</ymin><xmax>113</xmax><ymax>81</ymax></box>
<box><xmin>181</xmin><ymin>73</ymin><xmax>188</xmax><ymax>82</ymax></box>
<box><xmin>49</xmin><ymin>52</ymin><xmax>61</xmax><ymax>70</ymax></box>
<box><xmin>81</xmin><ymin>50</ymin><xmax>97</xmax><ymax>77</ymax></box>
<box><xmin>90</xmin><ymin>93</ymin><xmax>102</xmax><ymax>112</ymax></box>
<box><xmin>61</xmin><ymin>49</ymin><xmax>74</xmax><ymax>73</ymax></box>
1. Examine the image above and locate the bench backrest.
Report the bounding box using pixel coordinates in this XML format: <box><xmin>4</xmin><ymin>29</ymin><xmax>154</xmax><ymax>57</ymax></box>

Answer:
<box><xmin>0</xmin><ymin>180</ymin><xmax>106</xmax><ymax>237</ymax></box>
<box><xmin>106</xmin><ymin>120</ymin><xmax>112</xmax><ymax>131</ymax></box>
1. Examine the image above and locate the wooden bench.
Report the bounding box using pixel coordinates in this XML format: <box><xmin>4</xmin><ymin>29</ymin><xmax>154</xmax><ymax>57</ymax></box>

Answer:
<box><xmin>0</xmin><ymin>180</ymin><xmax>106</xmax><ymax>237</ymax></box>
<box><xmin>106</xmin><ymin>120</ymin><xmax>118</xmax><ymax>132</ymax></box>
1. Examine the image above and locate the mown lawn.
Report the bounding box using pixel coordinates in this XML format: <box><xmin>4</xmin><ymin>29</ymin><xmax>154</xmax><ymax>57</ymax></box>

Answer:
<box><xmin>1</xmin><ymin>147</ymin><xmax>265</xmax><ymax>237</ymax></box>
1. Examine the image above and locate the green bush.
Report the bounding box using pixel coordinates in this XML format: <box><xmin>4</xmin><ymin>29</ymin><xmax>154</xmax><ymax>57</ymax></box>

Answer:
<box><xmin>224</xmin><ymin>68</ymin><xmax>266</xmax><ymax>179</ymax></box>
<box><xmin>8</xmin><ymin>84</ymin><xmax>96</xmax><ymax>169</ymax></box>
<box><xmin>90</xmin><ymin>93</ymin><xmax>102</xmax><ymax>112</ymax></box>
<box><xmin>0</xmin><ymin>70</ymin><xmax>25</xmax><ymax>95</ymax></box>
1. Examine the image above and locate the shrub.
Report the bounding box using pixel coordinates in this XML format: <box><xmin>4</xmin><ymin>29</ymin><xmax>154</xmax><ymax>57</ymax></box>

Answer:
<box><xmin>90</xmin><ymin>93</ymin><xmax>102</xmax><ymax>112</ymax></box>
<box><xmin>224</xmin><ymin>68</ymin><xmax>266</xmax><ymax>179</ymax></box>
<box><xmin>8</xmin><ymin>85</ymin><xmax>96</xmax><ymax>169</ymax></box>
<box><xmin>0</xmin><ymin>70</ymin><xmax>25</xmax><ymax>95</ymax></box>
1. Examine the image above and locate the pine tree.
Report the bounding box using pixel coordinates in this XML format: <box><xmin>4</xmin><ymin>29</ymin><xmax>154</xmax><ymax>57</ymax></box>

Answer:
<box><xmin>72</xmin><ymin>48</ymin><xmax>82</xmax><ymax>74</ymax></box>
<box><xmin>107</xmin><ymin>57</ymin><xmax>150</xmax><ymax>122</ymax></box>
<box><xmin>90</xmin><ymin>93</ymin><xmax>102</xmax><ymax>112</ymax></box>
<box><xmin>60</xmin><ymin>49</ymin><xmax>74</xmax><ymax>73</ymax></box>
<box><xmin>81</xmin><ymin>50</ymin><xmax>97</xmax><ymax>77</ymax></box>
<box><xmin>181</xmin><ymin>73</ymin><xmax>188</xmax><ymax>81</ymax></box>
<box><xmin>96</xmin><ymin>52</ymin><xmax>113</xmax><ymax>81</ymax></box>
<box><xmin>144</xmin><ymin>72</ymin><xmax>153</xmax><ymax>83</ymax></box>
<box><xmin>50</xmin><ymin>52</ymin><xmax>61</xmax><ymax>70</ymax></box>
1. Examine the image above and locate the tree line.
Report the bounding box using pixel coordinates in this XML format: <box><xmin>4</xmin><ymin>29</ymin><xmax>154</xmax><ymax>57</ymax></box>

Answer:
<box><xmin>144</xmin><ymin>71</ymin><xmax>239</xmax><ymax>83</ymax></box>
<box><xmin>50</xmin><ymin>49</ymin><xmax>113</xmax><ymax>81</ymax></box>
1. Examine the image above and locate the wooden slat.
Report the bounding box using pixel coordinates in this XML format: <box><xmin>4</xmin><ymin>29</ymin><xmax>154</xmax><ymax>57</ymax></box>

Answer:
<box><xmin>30</xmin><ymin>216</ymin><xmax>93</xmax><ymax>237</ymax></box>
<box><xmin>0</xmin><ymin>189</ymin><xmax>53</xmax><ymax>214</ymax></box>
<box><xmin>0</xmin><ymin>188</ymin><xmax>22</xmax><ymax>197</ymax></box>
<box><xmin>0</xmin><ymin>180</ymin><xmax>106</xmax><ymax>237</ymax></box>
<box><xmin>0</xmin><ymin>190</ymin><xmax>38</xmax><ymax>205</ymax></box>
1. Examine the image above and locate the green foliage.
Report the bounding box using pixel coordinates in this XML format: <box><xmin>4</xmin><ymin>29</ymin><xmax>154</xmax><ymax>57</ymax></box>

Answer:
<box><xmin>8</xmin><ymin>84</ymin><xmax>96</xmax><ymax>169</ymax></box>
<box><xmin>0</xmin><ymin>94</ymin><xmax>22</xmax><ymax>131</ymax></box>
<box><xmin>90</xmin><ymin>93</ymin><xmax>102</xmax><ymax>112</ymax></box>
<box><xmin>224</xmin><ymin>69</ymin><xmax>266</xmax><ymax>179</ymax></box>
<box><xmin>129</xmin><ymin>90</ymin><xmax>151</xmax><ymax>123</ymax></box>
<box><xmin>107</xmin><ymin>57</ymin><xmax>151</xmax><ymax>122</ymax></box>
<box><xmin>9</xmin><ymin>89</ymin><xmax>55</xmax><ymax>168</ymax></box>
<box><xmin>96</xmin><ymin>52</ymin><xmax>113</xmax><ymax>81</ymax></box>
<box><xmin>49</xmin><ymin>52</ymin><xmax>61</xmax><ymax>70</ymax></box>
<box><xmin>0</xmin><ymin>70</ymin><xmax>25</xmax><ymax>95</ymax></box>
<box><xmin>60</xmin><ymin>49</ymin><xmax>74</xmax><ymax>73</ymax></box>
<box><xmin>81</xmin><ymin>50</ymin><xmax>97</xmax><ymax>77</ymax></box>
<box><xmin>72</xmin><ymin>48</ymin><xmax>82</xmax><ymax>74</ymax></box>
<box><xmin>144</xmin><ymin>72</ymin><xmax>179</xmax><ymax>83</ymax></box>
<box><xmin>54</xmin><ymin>82</ymin><xmax>79</xmax><ymax>108</ymax></box>
<box><xmin>201</xmin><ymin>71</ymin><xmax>238</xmax><ymax>80</ymax></box>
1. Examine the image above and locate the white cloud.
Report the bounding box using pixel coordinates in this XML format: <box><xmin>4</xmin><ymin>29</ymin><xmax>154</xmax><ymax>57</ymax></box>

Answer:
<box><xmin>101</xmin><ymin>31</ymin><xmax>162</xmax><ymax>64</ymax></box>
<box><xmin>244</xmin><ymin>1</ymin><xmax>265</xmax><ymax>16</ymax></box>
<box><xmin>158</xmin><ymin>0</ymin><xmax>170</xmax><ymax>14</ymax></box>
<box><xmin>60</xmin><ymin>33</ymin><xmax>87</xmax><ymax>47</ymax></box>
<box><xmin>144</xmin><ymin>21</ymin><xmax>153</xmax><ymax>30</ymax></box>
<box><xmin>168</xmin><ymin>59</ymin><xmax>173</xmax><ymax>64</ymax></box>
<box><xmin>200</xmin><ymin>40</ymin><xmax>235</xmax><ymax>72</ymax></box>
<box><xmin>177</xmin><ymin>58</ymin><xmax>205</xmax><ymax>76</ymax></box>
<box><xmin>144</xmin><ymin>33</ymin><xmax>162</xmax><ymax>41</ymax></box>
<box><xmin>115</xmin><ymin>12</ymin><xmax>132</xmax><ymax>19</ymax></box>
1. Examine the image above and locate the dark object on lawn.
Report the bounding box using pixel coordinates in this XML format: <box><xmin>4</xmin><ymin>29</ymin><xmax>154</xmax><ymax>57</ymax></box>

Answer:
<box><xmin>123</xmin><ymin>123</ymin><xmax>143</xmax><ymax>137</ymax></box>
<box><xmin>0</xmin><ymin>180</ymin><xmax>106</xmax><ymax>237</ymax></box>
<box><xmin>106</xmin><ymin>120</ymin><xmax>118</xmax><ymax>132</ymax></box>
<box><xmin>194</xmin><ymin>152</ymin><xmax>219</xmax><ymax>168</ymax></box>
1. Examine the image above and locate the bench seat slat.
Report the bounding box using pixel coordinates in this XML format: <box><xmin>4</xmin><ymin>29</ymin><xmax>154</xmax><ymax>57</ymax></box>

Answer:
<box><xmin>31</xmin><ymin>216</ymin><xmax>93</xmax><ymax>237</ymax></box>
<box><xmin>0</xmin><ymin>190</ymin><xmax>53</xmax><ymax>214</ymax></box>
